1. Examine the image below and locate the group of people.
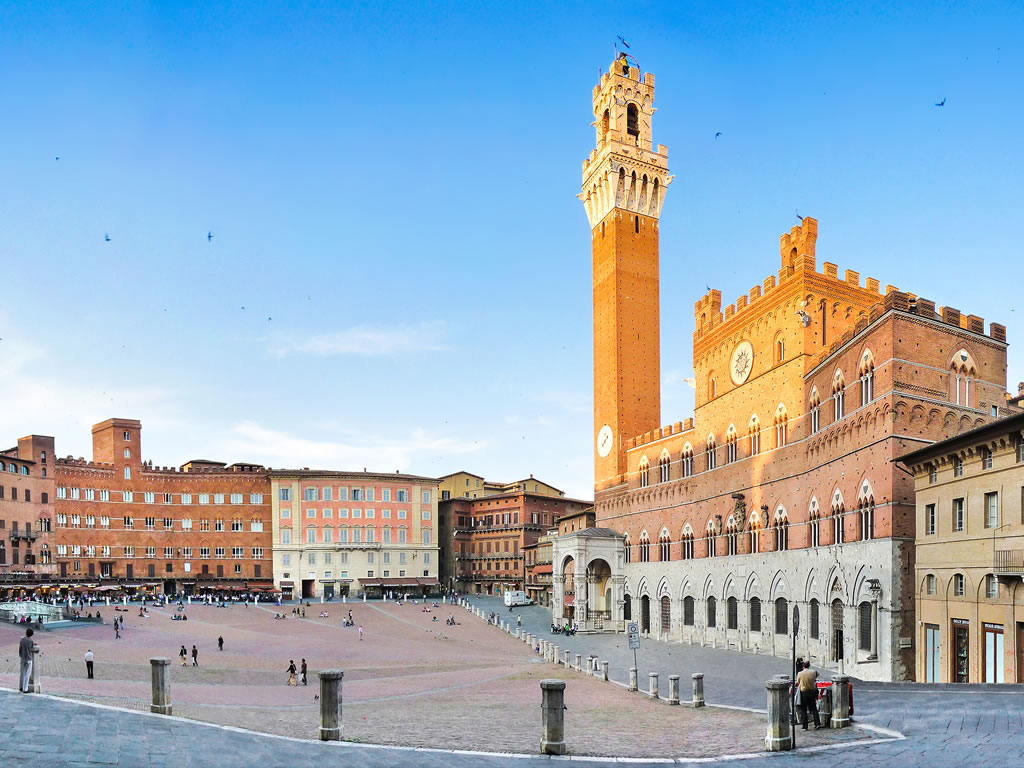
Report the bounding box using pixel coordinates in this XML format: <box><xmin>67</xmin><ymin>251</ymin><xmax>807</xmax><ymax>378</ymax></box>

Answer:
<box><xmin>286</xmin><ymin>658</ymin><xmax>308</xmax><ymax>686</ymax></box>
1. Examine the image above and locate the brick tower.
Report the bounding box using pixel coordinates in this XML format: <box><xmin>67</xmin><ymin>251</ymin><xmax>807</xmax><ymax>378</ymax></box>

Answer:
<box><xmin>580</xmin><ymin>54</ymin><xmax>671</xmax><ymax>492</ymax></box>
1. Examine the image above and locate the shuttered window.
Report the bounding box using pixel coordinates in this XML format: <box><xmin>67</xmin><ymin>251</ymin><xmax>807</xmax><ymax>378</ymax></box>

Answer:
<box><xmin>774</xmin><ymin>598</ymin><xmax>788</xmax><ymax>635</ymax></box>
<box><xmin>660</xmin><ymin>596</ymin><xmax>671</xmax><ymax>631</ymax></box>
<box><xmin>683</xmin><ymin>596</ymin><xmax>694</xmax><ymax>626</ymax></box>
<box><xmin>706</xmin><ymin>597</ymin><xmax>717</xmax><ymax>628</ymax></box>
<box><xmin>727</xmin><ymin>597</ymin><xmax>738</xmax><ymax>630</ymax></box>
<box><xmin>810</xmin><ymin>599</ymin><xmax>820</xmax><ymax>639</ymax></box>
<box><xmin>858</xmin><ymin>602</ymin><xmax>873</xmax><ymax>651</ymax></box>
<box><xmin>749</xmin><ymin>598</ymin><xmax>761</xmax><ymax>632</ymax></box>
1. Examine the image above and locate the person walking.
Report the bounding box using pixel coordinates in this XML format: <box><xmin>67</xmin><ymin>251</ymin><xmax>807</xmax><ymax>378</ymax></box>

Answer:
<box><xmin>286</xmin><ymin>659</ymin><xmax>297</xmax><ymax>686</ymax></box>
<box><xmin>795</xmin><ymin>660</ymin><xmax>822</xmax><ymax>730</ymax></box>
<box><xmin>191</xmin><ymin>644</ymin><xmax>199</xmax><ymax>667</ymax></box>
<box><xmin>18</xmin><ymin>628</ymin><xmax>36</xmax><ymax>693</ymax></box>
<box><xmin>300</xmin><ymin>658</ymin><xmax>307</xmax><ymax>686</ymax></box>
<box><xmin>84</xmin><ymin>649</ymin><xmax>94</xmax><ymax>679</ymax></box>
<box><xmin>179</xmin><ymin>645</ymin><xmax>188</xmax><ymax>666</ymax></box>
<box><xmin>358</xmin><ymin>625</ymin><xmax>363</xmax><ymax>641</ymax></box>
<box><xmin>218</xmin><ymin>636</ymin><xmax>224</xmax><ymax>651</ymax></box>
<box><xmin>114</xmin><ymin>621</ymin><xmax>120</xmax><ymax>639</ymax></box>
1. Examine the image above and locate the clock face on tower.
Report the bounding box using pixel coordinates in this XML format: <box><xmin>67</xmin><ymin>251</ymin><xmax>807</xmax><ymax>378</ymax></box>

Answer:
<box><xmin>730</xmin><ymin>340</ymin><xmax>754</xmax><ymax>385</ymax></box>
<box><xmin>597</xmin><ymin>424</ymin><xmax>614</xmax><ymax>458</ymax></box>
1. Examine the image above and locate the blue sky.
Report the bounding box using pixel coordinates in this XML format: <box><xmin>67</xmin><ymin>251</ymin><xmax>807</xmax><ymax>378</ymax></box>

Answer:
<box><xmin>1</xmin><ymin>1</ymin><xmax>1021</xmax><ymax>500</ymax></box>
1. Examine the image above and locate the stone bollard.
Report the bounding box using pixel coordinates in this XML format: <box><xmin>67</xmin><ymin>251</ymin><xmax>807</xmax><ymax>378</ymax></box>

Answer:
<box><xmin>553</xmin><ymin>645</ymin><xmax>560</xmax><ymax>664</ymax></box>
<box><xmin>628</xmin><ymin>666</ymin><xmax>638</xmax><ymax>692</ymax></box>
<box><xmin>516</xmin><ymin>628</ymin><xmax>521</xmax><ymax>639</ymax></box>
<box><xmin>574</xmin><ymin>653</ymin><xmax>582</xmax><ymax>672</ymax></box>
<box><xmin>831</xmin><ymin>675</ymin><xmax>851</xmax><ymax>729</ymax></box>
<box><xmin>563</xmin><ymin>649</ymin><xmax>571</xmax><ymax>667</ymax></box>
<box><xmin>540</xmin><ymin>679</ymin><xmax>567</xmax><ymax>755</ymax></box>
<box><xmin>648</xmin><ymin>672</ymin><xmax>659</xmax><ymax>699</ymax></box>
<box><xmin>585</xmin><ymin>655</ymin><xmax>593</xmax><ymax>675</ymax></box>
<box><xmin>765</xmin><ymin>678</ymin><xmax>793</xmax><ymax>751</ymax></box>
<box><xmin>317</xmin><ymin>670</ymin><xmax>344</xmax><ymax>741</ymax></box>
<box><xmin>668</xmin><ymin>675</ymin><xmax>680</xmax><ymax>705</ymax></box>
<box><xmin>150</xmin><ymin>657</ymin><xmax>171</xmax><ymax>715</ymax></box>
<box><xmin>692</xmin><ymin>672</ymin><xmax>705</xmax><ymax>707</ymax></box>
<box><xmin>28</xmin><ymin>646</ymin><xmax>41</xmax><ymax>693</ymax></box>
<box><xmin>601</xmin><ymin>660</ymin><xmax>609</xmax><ymax>681</ymax></box>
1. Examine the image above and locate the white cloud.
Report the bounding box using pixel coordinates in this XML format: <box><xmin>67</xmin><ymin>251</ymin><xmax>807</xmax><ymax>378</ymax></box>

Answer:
<box><xmin>271</xmin><ymin>322</ymin><xmax>447</xmax><ymax>358</ymax></box>
<box><xmin>217</xmin><ymin>422</ymin><xmax>485</xmax><ymax>473</ymax></box>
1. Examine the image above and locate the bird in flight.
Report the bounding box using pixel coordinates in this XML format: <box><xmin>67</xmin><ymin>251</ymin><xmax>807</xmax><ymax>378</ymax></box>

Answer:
<box><xmin>104</xmin><ymin>233</ymin><xmax>111</xmax><ymax>242</ymax></box>
<box><xmin>267</xmin><ymin>316</ymin><xmax>272</xmax><ymax>322</ymax></box>
<box><xmin>55</xmin><ymin>156</ymin><xmax>60</xmax><ymax>161</ymax></box>
<box><xmin>935</xmin><ymin>97</ymin><xmax>946</xmax><ymax>107</ymax></box>
<box><xmin>715</xmin><ymin>132</ymin><xmax>722</xmax><ymax>139</ymax></box>
<box><xmin>241</xmin><ymin>306</ymin><xmax>245</xmax><ymax>311</ymax></box>
<box><xmin>795</xmin><ymin>210</ymin><xmax>804</xmax><ymax>221</ymax></box>
<box><xmin>207</xmin><ymin>231</ymin><xmax>213</xmax><ymax>242</ymax></box>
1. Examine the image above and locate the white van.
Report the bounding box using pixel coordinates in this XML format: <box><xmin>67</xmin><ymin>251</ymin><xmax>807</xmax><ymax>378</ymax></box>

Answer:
<box><xmin>504</xmin><ymin>590</ymin><xmax>533</xmax><ymax>607</ymax></box>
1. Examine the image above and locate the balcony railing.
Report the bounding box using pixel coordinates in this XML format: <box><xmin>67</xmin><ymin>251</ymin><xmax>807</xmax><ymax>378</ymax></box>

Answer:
<box><xmin>994</xmin><ymin>550</ymin><xmax>1024</xmax><ymax>576</ymax></box>
<box><xmin>9</xmin><ymin>530</ymin><xmax>38</xmax><ymax>543</ymax></box>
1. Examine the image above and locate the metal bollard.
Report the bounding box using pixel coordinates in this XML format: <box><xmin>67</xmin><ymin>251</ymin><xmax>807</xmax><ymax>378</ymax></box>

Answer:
<box><xmin>648</xmin><ymin>672</ymin><xmax>659</xmax><ymax>699</ymax></box>
<box><xmin>831</xmin><ymin>675</ymin><xmax>851</xmax><ymax>728</ymax></box>
<box><xmin>150</xmin><ymin>657</ymin><xmax>171</xmax><ymax>715</ymax></box>
<box><xmin>692</xmin><ymin>672</ymin><xmax>705</xmax><ymax>707</ymax></box>
<box><xmin>317</xmin><ymin>670</ymin><xmax>344</xmax><ymax>741</ymax></box>
<box><xmin>668</xmin><ymin>674</ymin><xmax>680</xmax><ymax>705</ymax></box>
<box><xmin>574</xmin><ymin>653</ymin><xmax>582</xmax><ymax>672</ymax></box>
<box><xmin>765</xmin><ymin>678</ymin><xmax>793</xmax><ymax>751</ymax></box>
<box><xmin>628</xmin><ymin>666</ymin><xmax>638</xmax><ymax>692</ymax></box>
<box><xmin>601</xmin><ymin>660</ymin><xmax>609</xmax><ymax>681</ymax></box>
<box><xmin>28</xmin><ymin>646</ymin><xmax>41</xmax><ymax>693</ymax></box>
<box><xmin>540</xmin><ymin>679</ymin><xmax>567</xmax><ymax>755</ymax></box>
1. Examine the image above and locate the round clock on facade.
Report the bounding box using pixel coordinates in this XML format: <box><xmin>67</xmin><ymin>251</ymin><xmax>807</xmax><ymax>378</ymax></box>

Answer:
<box><xmin>597</xmin><ymin>424</ymin><xmax>614</xmax><ymax>458</ymax></box>
<box><xmin>730</xmin><ymin>340</ymin><xmax>754</xmax><ymax>385</ymax></box>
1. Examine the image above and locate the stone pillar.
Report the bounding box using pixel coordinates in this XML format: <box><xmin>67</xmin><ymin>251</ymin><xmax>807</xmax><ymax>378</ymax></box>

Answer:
<box><xmin>831</xmin><ymin>675</ymin><xmax>851</xmax><ymax>728</ymax></box>
<box><xmin>563</xmin><ymin>649</ymin><xmax>571</xmax><ymax>667</ymax></box>
<box><xmin>27</xmin><ymin>647</ymin><xmax>41</xmax><ymax>693</ymax></box>
<box><xmin>317</xmin><ymin>670</ymin><xmax>344</xmax><ymax>741</ymax></box>
<box><xmin>628</xmin><ymin>666</ymin><xmax>638</xmax><ymax>692</ymax></box>
<box><xmin>648</xmin><ymin>672</ymin><xmax>659</xmax><ymax>699</ymax></box>
<box><xmin>668</xmin><ymin>674</ymin><xmax>680</xmax><ymax>705</ymax></box>
<box><xmin>540</xmin><ymin>680</ymin><xmax>567</xmax><ymax>755</ymax></box>
<box><xmin>585</xmin><ymin>655</ymin><xmax>593</xmax><ymax>675</ymax></box>
<box><xmin>601</xmin><ymin>660</ymin><xmax>609</xmax><ymax>681</ymax></box>
<box><xmin>150</xmin><ymin>657</ymin><xmax>171</xmax><ymax>715</ymax></box>
<box><xmin>692</xmin><ymin>672</ymin><xmax>705</xmax><ymax>707</ymax></box>
<box><xmin>516</xmin><ymin>628</ymin><xmax>521</xmax><ymax>639</ymax></box>
<box><xmin>765</xmin><ymin>678</ymin><xmax>792</xmax><ymax>751</ymax></box>
<box><xmin>553</xmin><ymin>645</ymin><xmax>559</xmax><ymax>665</ymax></box>
<box><xmin>574</xmin><ymin>653</ymin><xmax>582</xmax><ymax>672</ymax></box>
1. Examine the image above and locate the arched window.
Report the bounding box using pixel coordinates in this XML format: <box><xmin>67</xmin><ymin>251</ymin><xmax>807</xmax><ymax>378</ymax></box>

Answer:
<box><xmin>949</xmin><ymin>349</ymin><xmax>977</xmax><ymax>406</ymax></box>
<box><xmin>809</xmin><ymin>498</ymin><xmax>821</xmax><ymax>547</ymax></box>
<box><xmin>774</xmin><ymin>404</ymin><xmax>788</xmax><ymax>448</ymax></box>
<box><xmin>748</xmin><ymin>415</ymin><xmax>760</xmax><ymax>456</ymax></box>
<box><xmin>774</xmin><ymin>510</ymin><xmax>789</xmax><ymax>551</ymax></box>
<box><xmin>639</xmin><ymin>456</ymin><xmax>650</xmax><ymax>488</ymax></box>
<box><xmin>600</xmin><ymin>108</ymin><xmax>610</xmax><ymax>137</ymax></box>
<box><xmin>727</xmin><ymin>596</ymin><xmax>738</xmax><ymax>630</ymax></box>
<box><xmin>681</xmin><ymin>530</ymin><xmax>694</xmax><ymax>559</ymax></box>
<box><xmin>832</xmin><ymin>500</ymin><xmax>845</xmax><ymax>544</ymax></box>
<box><xmin>623</xmin><ymin>535</ymin><xmax>631</xmax><ymax>564</ymax></box>
<box><xmin>953</xmin><ymin>573</ymin><xmax>965</xmax><ymax>596</ymax></box>
<box><xmin>708</xmin><ymin>375</ymin><xmax>717</xmax><ymax>399</ymax></box>
<box><xmin>809</xmin><ymin>389</ymin><xmax>821</xmax><ymax>433</ymax></box>
<box><xmin>774</xmin><ymin>597</ymin><xmax>788</xmax><ymax>635</ymax></box>
<box><xmin>726</xmin><ymin>517</ymin><xmax>739</xmax><ymax>556</ymax></box>
<box><xmin>658</xmin><ymin>451</ymin><xmax>670</xmax><ymax>483</ymax></box>
<box><xmin>706</xmin><ymin>434</ymin><xmax>717</xmax><ymax>470</ymax></box>
<box><xmin>706</xmin><ymin>521</ymin><xmax>717</xmax><ymax>558</ymax></box>
<box><xmin>726</xmin><ymin>426</ymin><xmax>738</xmax><ymax>464</ymax></box>
<box><xmin>706</xmin><ymin>596</ymin><xmax>717</xmax><ymax>628</ymax></box>
<box><xmin>626</xmin><ymin>103</ymin><xmax>639</xmax><ymax>137</ymax></box>
<box><xmin>749</xmin><ymin>597</ymin><xmax>762</xmax><ymax>632</ymax></box>
<box><xmin>833</xmin><ymin>370</ymin><xmax>846</xmax><ymax>420</ymax></box>
<box><xmin>681</xmin><ymin>445</ymin><xmax>694</xmax><ymax>477</ymax></box>
<box><xmin>858</xmin><ymin>601</ymin><xmax>873</xmax><ymax>652</ymax></box>
<box><xmin>776</xmin><ymin>336</ymin><xmax>785</xmax><ymax>363</ymax></box>
<box><xmin>809</xmin><ymin>599</ymin><xmax>820</xmax><ymax>639</ymax></box>
<box><xmin>623</xmin><ymin>594</ymin><xmax>632</xmax><ymax>620</ymax></box>
<box><xmin>683</xmin><ymin>596</ymin><xmax>695</xmax><ymax>626</ymax></box>
<box><xmin>658</xmin><ymin>529</ymin><xmax>671</xmax><ymax>561</ymax></box>
<box><xmin>749</xmin><ymin>514</ymin><xmax>760</xmax><ymax>554</ymax></box>
<box><xmin>859</xmin><ymin>485</ymin><xmax>875</xmax><ymax>541</ymax></box>
<box><xmin>859</xmin><ymin>350</ymin><xmax>875</xmax><ymax>405</ymax></box>
<box><xmin>639</xmin><ymin>532</ymin><xmax>650</xmax><ymax>562</ymax></box>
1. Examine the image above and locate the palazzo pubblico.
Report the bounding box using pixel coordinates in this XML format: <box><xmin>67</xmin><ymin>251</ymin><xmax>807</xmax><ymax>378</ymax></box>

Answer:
<box><xmin>552</xmin><ymin>56</ymin><xmax>1010</xmax><ymax>681</ymax></box>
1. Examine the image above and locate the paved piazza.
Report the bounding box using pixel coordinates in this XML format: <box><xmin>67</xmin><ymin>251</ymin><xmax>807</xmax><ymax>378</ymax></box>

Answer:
<box><xmin>2</xmin><ymin>596</ymin><xmax>1022</xmax><ymax>766</ymax></box>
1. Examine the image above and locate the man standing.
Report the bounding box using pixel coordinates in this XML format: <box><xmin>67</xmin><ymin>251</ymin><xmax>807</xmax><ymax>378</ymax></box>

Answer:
<box><xmin>795</xmin><ymin>660</ymin><xmax>822</xmax><ymax>730</ymax></box>
<box><xmin>358</xmin><ymin>625</ymin><xmax>363</xmax><ymax>641</ymax></box>
<box><xmin>218</xmin><ymin>636</ymin><xmax>224</xmax><ymax>651</ymax></box>
<box><xmin>84</xmin><ymin>649</ymin><xmax>94</xmax><ymax>679</ymax></box>
<box><xmin>179</xmin><ymin>645</ymin><xmax>188</xmax><ymax>666</ymax></box>
<box><xmin>300</xmin><ymin>658</ymin><xmax>307</xmax><ymax>686</ymax></box>
<box><xmin>18</xmin><ymin>628</ymin><xmax>36</xmax><ymax>692</ymax></box>
<box><xmin>191</xmin><ymin>644</ymin><xmax>198</xmax><ymax>667</ymax></box>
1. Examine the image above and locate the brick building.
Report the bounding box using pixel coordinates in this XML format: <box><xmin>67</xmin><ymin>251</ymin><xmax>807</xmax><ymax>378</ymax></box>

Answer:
<box><xmin>553</xmin><ymin>54</ymin><xmax>1014</xmax><ymax>681</ymax></box>
<box><xmin>443</xmin><ymin>489</ymin><xmax>590</xmax><ymax>595</ymax></box>
<box><xmin>900</xmin><ymin>413</ymin><xmax>1024</xmax><ymax>683</ymax></box>
<box><xmin>269</xmin><ymin>470</ymin><xmax>440</xmax><ymax>600</ymax></box>
<box><xmin>53</xmin><ymin>419</ymin><xmax>273</xmax><ymax>595</ymax></box>
<box><xmin>0</xmin><ymin>435</ymin><xmax>56</xmax><ymax>590</ymax></box>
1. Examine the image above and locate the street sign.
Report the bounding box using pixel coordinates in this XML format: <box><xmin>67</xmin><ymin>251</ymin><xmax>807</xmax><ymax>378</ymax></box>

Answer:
<box><xmin>627</xmin><ymin>621</ymin><xmax>640</xmax><ymax>649</ymax></box>
<box><xmin>792</xmin><ymin>605</ymin><xmax>800</xmax><ymax>635</ymax></box>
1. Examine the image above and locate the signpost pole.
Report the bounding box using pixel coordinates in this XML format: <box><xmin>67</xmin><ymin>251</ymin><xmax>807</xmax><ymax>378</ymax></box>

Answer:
<box><xmin>627</xmin><ymin>621</ymin><xmax>640</xmax><ymax>685</ymax></box>
<box><xmin>791</xmin><ymin>605</ymin><xmax>800</xmax><ymax>749</ymax></box>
